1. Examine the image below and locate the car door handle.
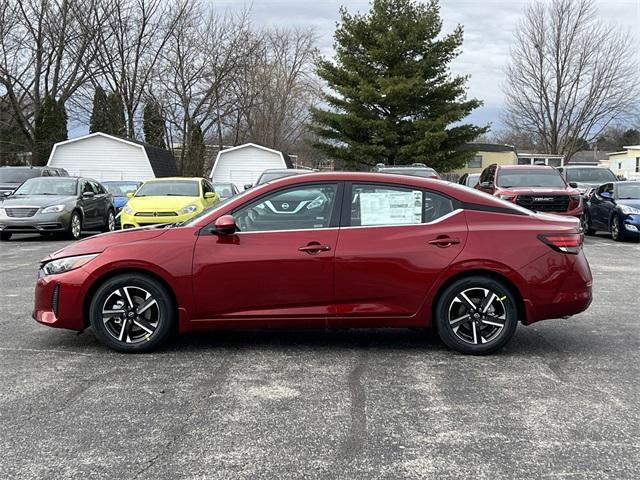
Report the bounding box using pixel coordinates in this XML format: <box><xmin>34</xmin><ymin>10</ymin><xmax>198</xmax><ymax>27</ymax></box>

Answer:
<box><xmin>428</xmin><ymin>237</ymin><xmax>460</xmax><ymax>247</ymax></box>
<box><xmin>299</xmin><ymin>243</ymin><xmax>332</xmax><ymax>254</ymax></box>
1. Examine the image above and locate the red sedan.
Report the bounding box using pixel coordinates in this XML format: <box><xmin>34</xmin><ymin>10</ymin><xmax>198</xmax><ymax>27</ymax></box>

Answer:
<box><xmin>33</xmin><ymin>173</ymin><xmax>593</xmax><ymax>355</ymax></box>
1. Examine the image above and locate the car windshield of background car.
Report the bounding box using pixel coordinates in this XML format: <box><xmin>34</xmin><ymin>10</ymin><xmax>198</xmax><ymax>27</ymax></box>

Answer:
<box><xmin>497</xmin><ymin>170</ymin><xmax>566</xmax><ymax>188</ymax></box>
<box><xmin>566</xmin><ymin>168</ymin><xmax>617</xmax><ymax>183</ymax></box>
<box><xmin>618</xmin><ymin>183</ymin><xmax>640</xmax><ymax>199</ymax></box>
<box><xmin>13</xmin><ymin>178</ymin><xmax>77</xmax><ymax>196</ymax></box>
<box><xmin>135</xmin><ymin>180</ymin><xmax>199</xmax><ymax>197</ymax></box>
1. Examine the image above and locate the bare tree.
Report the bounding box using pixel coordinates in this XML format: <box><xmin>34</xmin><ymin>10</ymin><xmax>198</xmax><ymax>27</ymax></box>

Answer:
<box><xmin>0</xmin><ymin>0</ymin><xmax>103</xmax><ymax>162</ymax></box>
<box><xmin>503</xmin><ymin>0</ymin><xmax>639</xmax><ymax>161</ymax></box>
<box><xmin>95</xmin><ymin>0</ymin><xmax>189</xmax><ymax>139</ymax></box>
<box><xmin>226</xmin><ymin>27</ymin><xmax>320</xmax><ymax>153</ymax></box>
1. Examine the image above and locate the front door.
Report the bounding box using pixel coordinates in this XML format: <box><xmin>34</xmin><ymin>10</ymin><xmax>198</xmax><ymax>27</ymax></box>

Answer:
<box><xmin>192</xmin><ymin>182</ymin><xmax>342</xmax><ymax>326</ymax></box>
<box><xmin>331</xmin><ymin>182</ymin><xmax>468</xmax><ymax>327</ymax></box>
<box><xmin>79</xmin><ymin>180</ymin><xmax>99</xmax><ymax>226</ymax></box>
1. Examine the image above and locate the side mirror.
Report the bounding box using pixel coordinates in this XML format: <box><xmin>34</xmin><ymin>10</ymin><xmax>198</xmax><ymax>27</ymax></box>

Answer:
<box><xmin>82</xmin><ymin>191</ymin><xmax>95</xmax><ymax>198</ymax></box>
<box><xmin>568</xmin><ymin>182</ymin><xmax>578</xmax><ymax>188</ymax></box>
<box><xmin>214</xmin><ymin>215</ymin><xmax>237</xmax><ymax>235</ymax></box>
<box><xmin>244</xmin><ymin>184</ymin><xmax>253</xmax><ymax>190</ymax></box>
<box><xmin>126</xmin><ymin>192</ymin><xmax>134</xmax><ymax>199</ymax></box>
<box><xmin>204</xmin><ymin>192</ymin><xmax>216</xmax><ymax>199</ymax></box>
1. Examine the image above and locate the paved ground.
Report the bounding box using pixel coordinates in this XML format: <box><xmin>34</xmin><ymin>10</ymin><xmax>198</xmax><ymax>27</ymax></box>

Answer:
<box><xmin>0</xmin><ymin>232</ymin><xmax>638</xmax><ymax>479</ymax></box>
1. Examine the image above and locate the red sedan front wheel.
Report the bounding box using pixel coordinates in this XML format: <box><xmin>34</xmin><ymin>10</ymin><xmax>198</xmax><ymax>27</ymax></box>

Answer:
<box><xmin>89</xmin><ymin>274</ymin><xmax>175</xmax><ymax>352</ymax></box>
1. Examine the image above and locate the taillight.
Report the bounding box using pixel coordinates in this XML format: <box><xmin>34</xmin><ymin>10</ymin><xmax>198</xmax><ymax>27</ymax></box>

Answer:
<box><xmin>538</xmin><ymin>233</ymin><xmax>584</xmax><ymax>254</ymax></box>
<box><xmin>568</xmin><ymin>194</ymin><xmax>582</xmax><ymax>210</ymax></box>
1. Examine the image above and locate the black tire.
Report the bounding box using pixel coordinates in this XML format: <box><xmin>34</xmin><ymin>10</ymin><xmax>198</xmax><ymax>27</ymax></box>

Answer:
<box><xmin>66</xmin><ymin>211</ymin><xmax>82</xmax><ymax>240</ymax></box>
<box><xmin>435</xmin><ymin>275</ymin><xmax>518</xmax><ymax>355</ymax></box>
<box><xmin>0</xmin><ymin>231</ymin><xmax>11</xmax><ymax>241</ymax></box>
<box><xmin>610</xmin><ymin>215</ymin><xmax>624</xmax><ymax>242</ymax></box>
<box><xmin>89</xmin><ymin>273</ymin><xmax>175</xmax><ymax>353</ymax></box>
<box><xmin>101</xmin><ymin>209</ymin><xmax>116</xmax><ymax>233</ymax></box>
<box><xmin>582</xmin><ymin>212</ymin><xmax>595</xmax><ymax>235</ymax></box>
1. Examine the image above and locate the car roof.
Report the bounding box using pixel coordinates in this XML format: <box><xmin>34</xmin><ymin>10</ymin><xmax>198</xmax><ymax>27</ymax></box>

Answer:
<box><xmin>497</xmin><ymin>164</ymin><xmax>556</xmax><ymax>170</ymax></box>
<box><xmin>143</xmin><ymin>177</ymin><xmax>202</xmax><ymax>182</ymax></box>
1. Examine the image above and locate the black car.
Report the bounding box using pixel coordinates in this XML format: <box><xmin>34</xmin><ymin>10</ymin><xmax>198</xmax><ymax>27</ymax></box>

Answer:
<box><xmin>0</xmin><ymin>177</ymin><xmax>114</xmax><ymax>241</ymax></box>
<box><xmin>557</xmin><ymin>166</ymin><xmax>618</xmax><ymax>195</ymax></box>
<box><xmin>0</xmin><ymin>166</ymin><xmax>68</xmax><ymax>196</ymax></box>
<box><xmin>372</xmin><ymin>163</ymin><xmax>440</xmax><ymax>179</ymax></box>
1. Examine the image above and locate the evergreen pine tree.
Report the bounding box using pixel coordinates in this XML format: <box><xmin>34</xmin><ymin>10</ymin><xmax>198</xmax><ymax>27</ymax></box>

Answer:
<box><xmin>90</xmin><ymin>86</ymin><xmax>111</xmax><ymax>134</ymax></box>
<box><xmin>107</xmin><ymin>92</ymin><xmax>126</xmax><ymax>137</ymax></box>
<box><xmin>33</xmin><ymin>95</ymin><xmax>68</xmax><ymax>165</ymax></box>
<box><xmin>311</xmin><ymin>0</ymin><xmax>487</xmax><ymax>171</ymax></box>
<box><xmin>143</xmin><ymin>101</ymin><xmax>166</xmax><ymax>148</ymax></box>
<box><xmin>184</xmin><ymin>121</ymin><xmax>205</xmax><ymax>176</ymax></box>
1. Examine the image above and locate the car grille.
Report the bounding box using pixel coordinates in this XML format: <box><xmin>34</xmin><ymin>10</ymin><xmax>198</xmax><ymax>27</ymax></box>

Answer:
<box><xmin>516</xmin><ymin>195</ymin><xmax>570</xmax><ymax>212</ymax></box>
<box><xmin>134</xmin><ymin>212</ymin><xmax>178</xmax><ymax>217</ymax></box>
<box><xmin>5</xmin><ymin>207</ymin><xmax>39</xmax><ymax>218</ymax></box>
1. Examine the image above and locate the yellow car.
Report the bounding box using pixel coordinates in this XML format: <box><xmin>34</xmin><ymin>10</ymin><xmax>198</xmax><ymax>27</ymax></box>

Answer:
<box><xmin>120</xmin><ymin>177</ymin><xmax>219</xmax><ymax>228</ymax></box>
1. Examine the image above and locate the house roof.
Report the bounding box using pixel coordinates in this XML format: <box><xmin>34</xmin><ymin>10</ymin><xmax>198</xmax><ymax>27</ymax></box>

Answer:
<box><xmin>459</xmin><ymin>143</ymin><xmax>517</xmax><ymax>153</ymax></box>
<box><xmin>50</xmin><ymin>132</ymin><xmax>178</xmax><ymax>177</ymax></box>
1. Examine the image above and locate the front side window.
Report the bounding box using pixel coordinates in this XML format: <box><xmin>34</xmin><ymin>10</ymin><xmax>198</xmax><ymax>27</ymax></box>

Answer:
<box><xmin>350</xmin><ymin>184</ymin><xmax>453</xmax><ymax>226</ymax></box>
<box><xmin>234</xmin><ymin>184</ymin><xmax>338</xmax><ymax>232</ymax></box>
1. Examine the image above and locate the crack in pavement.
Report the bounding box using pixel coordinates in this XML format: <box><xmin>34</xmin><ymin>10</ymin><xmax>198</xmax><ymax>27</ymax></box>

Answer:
<box><xmin>340</xmin><ymin>349</ymin><xmax>369</xmax><ymax>462</ymax></box>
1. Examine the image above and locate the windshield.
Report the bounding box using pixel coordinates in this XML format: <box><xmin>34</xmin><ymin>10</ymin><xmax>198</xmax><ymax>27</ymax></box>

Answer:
<box><xmin>135</xmin><ymin>180</ymin><xmax>199</xmax><ymax>197</ymax></box>
<box><xmin>0</xmin><ymin>168</ymin><xmax>41</xmax><ymax>183</ymax></box>
<box><xmin>565</xmin><ymin>168</ymin><xmax>617</xmax><ymax>183</ymax></box>
<box><xmin>618</xmin><ymin>182</ymin><xmax>640</xmax><ymax>199</ymax></box>
<box><xmin>13</xmin><ymin>177</ymin><xmax>77</xmax><ymax>196</ymax></box>
<box><xmin>497</xmin><ymin>169</ymin><xmax>566</xmax><ymax>188</ymax></box>
<box><xmin>104</xmin><ymin>182</ymin><xmax>140</xmax><ymax>196</ymax></box>
<box><xmin>181</xmin><ymin>187</ymin><xmax>257</xmax><ymax>226</ymax></box>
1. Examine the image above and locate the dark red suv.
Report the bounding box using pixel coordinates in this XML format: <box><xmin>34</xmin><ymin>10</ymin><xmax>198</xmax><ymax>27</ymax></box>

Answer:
<box><xmin>475</xmin><ymin>164</ymin><xmax>583</xmax><ymax>217</ymax></box>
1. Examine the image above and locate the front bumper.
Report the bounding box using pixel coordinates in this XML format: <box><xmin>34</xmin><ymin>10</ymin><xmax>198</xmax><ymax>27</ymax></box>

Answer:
<box><xmin>0</xmin><ymin>211</ymin><xmax>72</xmax><ymax>233</ymax></box>
<box><xmin>120</xmin><ymin>211</ymin><xmax>197</xmax><ymax>229</ymax></box>
<box><xmin>33</xmin><ymin>266</ymin><xmax>88</xmax><ymax>330</ymax></box>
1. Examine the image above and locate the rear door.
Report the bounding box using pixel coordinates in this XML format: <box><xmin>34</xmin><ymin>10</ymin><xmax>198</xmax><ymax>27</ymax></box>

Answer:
<box><xmin>192</xmin><ymin>182</ymin><xmax>343</xmax><ymax>324</ymax></box>
<box><xmin>330</xmin><ymin>182</ymin><xmax>468</xmax><ymax>327</ymax></box>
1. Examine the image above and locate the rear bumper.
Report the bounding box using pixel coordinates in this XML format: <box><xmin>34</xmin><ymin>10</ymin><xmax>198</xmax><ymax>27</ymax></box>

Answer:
<box><xmin>518</xmin><ymin>249</ymin><xmax>593</xmax><ymax>325</ymax></box>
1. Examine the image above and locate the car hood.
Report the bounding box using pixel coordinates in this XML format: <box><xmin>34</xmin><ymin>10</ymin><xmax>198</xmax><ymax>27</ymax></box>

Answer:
<box><xmin>44</xmin><ymin>226</ymin><xmax>170</xmax><ymax>261</ymax></box>
<box><xmin>127</xmin><ymin>195</ymin><xmax>198</xmax><ymax>211</ymax></box>
<box><xmin>0</xmin><ymin>182</ymin><xmax>21</xmax><ymax>191</ymax></box>
<box><xmin>113</xmin><ymin>196</ymin><xmax>128</xmax><ymax>208</ymax></box>
<box><xmin>0</xmin><ymin>194</ymin><xmax>77</xmax><ymax>207</ymax></box>
<box><xmin>498</xmin><ymin>187</ymin><xmax>574</xmax><ymax>195</ymax></box>
<box><xmin>618</xmin><ymin>199</ymin><xmax>640</xmax><ymax>209</ymax></box>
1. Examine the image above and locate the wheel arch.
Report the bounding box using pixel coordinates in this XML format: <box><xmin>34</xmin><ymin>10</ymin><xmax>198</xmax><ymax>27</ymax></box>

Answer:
<box><xmin>430</xmin><ymin>269</ymin><xmax>527</xmax><ymax>325</ymax></box>
<box><xmin>82</xmin><ymin>267</ymin><xmax>179</xmax><ymax>328</ymax></box>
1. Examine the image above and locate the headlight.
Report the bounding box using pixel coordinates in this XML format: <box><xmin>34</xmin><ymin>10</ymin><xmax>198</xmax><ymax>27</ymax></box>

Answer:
<box><xmin>179</xmin><ymin>204</ymin><xmax>198</xmax><ymax>215</ymax></box>
<box><xmin>41</xmin><ymin>204</ymin><xmax>66</xmax><ymax>214</ymax></box>
<box><xmin>123</xmin><ymin>206</ymin><xmax>134</xmax><ymax>215</ymax></box>
<box><xmin>41</xmin><ymin>254</ymin><xmax>99</xmax><ymax>276</ymax></box>
<box><xmin>620</xmin><ymin>205</ymin><xmax>640</xmax><ymax>215</ymax></box>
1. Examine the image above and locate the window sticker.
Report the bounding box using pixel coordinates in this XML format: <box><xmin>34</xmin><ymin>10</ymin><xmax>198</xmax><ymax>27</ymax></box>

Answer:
<box><xmin>360</xmin><ymin>190</ymin><xmax>423</xmax><ymax>225</ymax></box>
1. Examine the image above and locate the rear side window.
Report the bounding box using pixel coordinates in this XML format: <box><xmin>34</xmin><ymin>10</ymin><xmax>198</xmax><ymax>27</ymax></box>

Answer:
<box><xmin>350</xmin><ymin>184</ymin><xmax>454</xmax><ymax>226</ymax></box>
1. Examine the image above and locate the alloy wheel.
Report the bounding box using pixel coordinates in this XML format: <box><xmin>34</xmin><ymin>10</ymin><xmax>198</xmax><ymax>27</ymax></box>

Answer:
<box><xmin>102</xmin><ymin>286</ymin><xmax>161</xmax><ymax>344</ymax></box>
<box><xmin>611</xmin><ymin>216</ymin><xmax>621</xmax><ymax>241</ymax></box>
<box><xmin>447</xmin><ymin>287</ymin><xmax>507</xmax><ymax>345</ymax></box>
<box><xmin>107</xmin><ymin>211</ymin><xmax>115</xmax><ymax>231</ymax></box>
<box><xmin>71</xmin><ymin>214</ymin><xmax>82</xmax><ymax>239</ymax></box>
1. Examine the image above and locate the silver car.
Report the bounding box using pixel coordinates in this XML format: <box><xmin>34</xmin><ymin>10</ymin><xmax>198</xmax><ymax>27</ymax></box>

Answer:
<box><xmin>0</xmin><ymin>177</ymin><xmax>115</xmax><ymax>241</ymax></box>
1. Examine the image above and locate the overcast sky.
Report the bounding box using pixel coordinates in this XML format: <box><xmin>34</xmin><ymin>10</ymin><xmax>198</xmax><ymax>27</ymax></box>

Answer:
<box><xmin>212</xmin><ymin>0</ymin><xmax>640</xmax><ymax>133</ymax></box>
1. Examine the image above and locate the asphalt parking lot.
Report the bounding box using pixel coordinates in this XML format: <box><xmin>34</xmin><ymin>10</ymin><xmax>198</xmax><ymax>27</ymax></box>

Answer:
<box><xmin>0</xmin><ymin>233</ymin><xmax>638</xmax><ymax>479</ymax></box>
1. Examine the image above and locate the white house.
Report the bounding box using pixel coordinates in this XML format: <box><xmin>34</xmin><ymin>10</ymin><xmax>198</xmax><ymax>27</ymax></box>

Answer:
<box><xmin>209</xmin><ymin>143</ymin><xmax>292</xmax><ymax>189</ymax></box>
<box><xmin>47</xmin><ymin>132</ymin><xmax>178</xmax><ymax>182</ymax></box>
<box><xmin>606</xmin><ymin>146</ymin><xmax>640</xmax><ymax>180</ymax></box>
